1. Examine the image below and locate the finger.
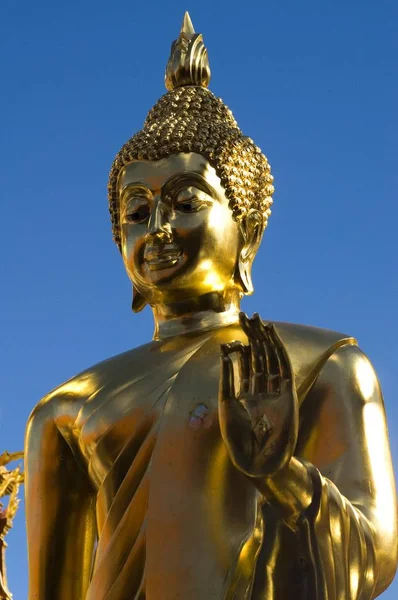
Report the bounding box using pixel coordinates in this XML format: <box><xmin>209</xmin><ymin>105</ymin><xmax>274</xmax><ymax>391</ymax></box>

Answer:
<box><xmin>239</xmin><ymin>345</ymin><xmax>251</xmax><ymax>394</ymax></box>
<box><xmin>249</xmin><ymin>317</ymin><xmax>267</xmax><ymax>395</ymax></box>
<box><xmin>251</xmin><ymin>313</ymin><xmax>270</xmax><ymax>375</ymax></box>
<box><xmin>244</xmin><ymin>314</ymin><xmax>267</xmax><ymax>394</ymax></box>
<box><xmin>259</xmin><ymin>323</ymin><xmax>281</xmax><ymax>393</ymax></box>
<box><xmin>239</xmin><ymin>311</ymin><xmax>252</xmax><ymax>340</ymax></box>
<box><xmin>222</xmin><ymin>341</ymin><xmax>251</xmax><ymax>395</ymax></box>
<box><xmin>220</xmin><ymin>345</ymin><xmax>236</xmax><ymax>401</ymax></box>
<box><xmin>268</xmin><ymin>324</ymin><xmax>291</xmax><ymax>380</ymax></box>
<box><xmin>259</xmin><ymin>321</ymin><xmax>279</xmax><ymax>376</ymax></box>
<box><xmin>251</xmin><ymin>313</ymin><xmax>280</xmax><ymax>394</ymax></box>
<box><xmin>241</xmin><ymin>312</ymin><xmax>273</xmax><ymax>395</ymax></box>
<box><xmin>240</xmin><ymin>313</ymin><xmax>259</xmax><ymax>373</ymax></box>
<box><xmin>240</xmin><ymin>312</ymin><xmax>264</xmax><ymax>373</ymax></box>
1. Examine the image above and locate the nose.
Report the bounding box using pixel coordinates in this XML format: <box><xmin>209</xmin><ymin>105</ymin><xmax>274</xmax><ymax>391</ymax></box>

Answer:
<box><xmin>145</xmin><ymin>198</ymin><xmax>172</xmax><ymax>245</ymax></box>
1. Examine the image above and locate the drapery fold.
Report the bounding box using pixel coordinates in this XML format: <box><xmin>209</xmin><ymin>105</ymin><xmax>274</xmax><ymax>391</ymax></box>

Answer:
<box><xmin>68</xmin><ymin>325</ymin><xmax>393</xmax><ymax>599</ymax></box>
<box><xmin>303</xmin><ymin>464</ymin><xmax>377</xmax><ymax>600</ymax></box>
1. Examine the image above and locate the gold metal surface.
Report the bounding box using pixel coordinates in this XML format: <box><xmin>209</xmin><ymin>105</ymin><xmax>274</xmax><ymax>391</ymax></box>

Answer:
<box><xmin>0</xmin><ymin>452</ymin><xmax>24</xmax><ymax>600</ymax></box>
<box><xmin>165</xmin><ymin>12</ymin><xmax>211</xmax><ymax>91</ymax></box>
<box><xmin>25</xmin><ymin>12</ymin><xmax>397</xmax><ymax>600</ymax></box>
<box><xmin>108</xmin><ymin>13</ymin><xmax>273</xmax><ymax>251</ymax></box>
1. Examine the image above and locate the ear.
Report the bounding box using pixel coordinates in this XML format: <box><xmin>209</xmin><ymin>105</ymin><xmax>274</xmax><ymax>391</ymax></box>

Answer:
<box><xmin>132</xmin><ymin>285</ymin><xmax>147</xmax><ymax>313</ymax></box>
<box><xmin>235</xmin><ymin>210</ymin><xmax>264</xmax><ymax>295</ymax></box>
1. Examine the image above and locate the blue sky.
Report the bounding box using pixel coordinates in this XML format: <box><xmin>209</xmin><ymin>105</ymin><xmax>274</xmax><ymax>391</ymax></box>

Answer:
<box><xmin>1</xmin><ymin>0</ymin><xmax>397</xmax><ymax>597</ymax></box>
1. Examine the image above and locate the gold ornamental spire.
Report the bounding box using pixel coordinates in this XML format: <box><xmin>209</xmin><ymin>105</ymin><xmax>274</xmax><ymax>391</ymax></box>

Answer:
<box><xmin>181</xmin><ymin>11</ymin><xmax>195</xmax><ymax>36</ymax></box>
<box><xmin>165</xmin><ymin>12</ymin><xmax>211</xmax><ymax>90</ymax></box>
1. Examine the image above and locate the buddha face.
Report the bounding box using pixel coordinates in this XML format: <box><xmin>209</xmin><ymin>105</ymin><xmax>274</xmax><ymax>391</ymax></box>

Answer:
<box><xmin>118</xmin><ymin>153</ymin><xmax>244</xmax><ymax>306</ymax></box>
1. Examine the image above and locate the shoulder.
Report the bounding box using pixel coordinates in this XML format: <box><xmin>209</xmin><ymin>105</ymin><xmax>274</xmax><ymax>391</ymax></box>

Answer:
<box><xmin>272</xmin><ymin>322</ymin><xmax>381</xmax><ymax>402</ymax></box>
<box><xmin>271</xmin><ymin>321</ymin><xmax>362</xmax><ymax>399</ymax></box>
<box><xmin>314</xmin><ymin>342</ymin><xmax>380</xmax><ymax>402</ymax></box>
<box><xmin>275</xmin><ymin>320</ymin><xmax>379</xmax><ymax>400</ymax></box>
<box><xmin>298</xmin><ymin>341</ymin><xmax>383</xmax><ymax>439</ymax></box>
<box><xmin>271</xmin><ymin>320</ymin><xmax>356</xmax><ymax>351</ymax></box>
<box><xmin>27</xmin><ymin>341</ymin><xmax>154</xmax><ymax>427</ymax></box>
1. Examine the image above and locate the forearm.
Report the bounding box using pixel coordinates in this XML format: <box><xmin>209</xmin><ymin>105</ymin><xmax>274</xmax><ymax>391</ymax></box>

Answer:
<box><xmin>255</xmin><ymin>344</ymin><xmax>398</xmax><ymax>596</ymax></box>
<box><xmin>27</xmin><ymin>495</ymin><xmax>96</xmax><ymax>599</ymax></box>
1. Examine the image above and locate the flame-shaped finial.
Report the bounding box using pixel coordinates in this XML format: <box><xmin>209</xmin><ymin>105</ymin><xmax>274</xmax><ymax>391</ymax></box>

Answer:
<box><xmin>165</xmin><ymin>12</ymin><xmax>211</xmax><ymax>90</ymax></box>
<box><xmin>181</xmin><ymin>11</ymin><xmax>195</xmax><ymax>37</ymax></box>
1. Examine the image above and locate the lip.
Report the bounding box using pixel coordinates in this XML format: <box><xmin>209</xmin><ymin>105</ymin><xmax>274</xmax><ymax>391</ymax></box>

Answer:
<box><xmin>144</xmin><ymin>247</ymin><xmax>183</xmax><ymax>271</ymax></box>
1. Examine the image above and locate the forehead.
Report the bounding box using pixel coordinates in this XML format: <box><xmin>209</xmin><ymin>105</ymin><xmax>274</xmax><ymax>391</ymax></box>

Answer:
<box><xmin>118</xmin><ymin>152</ymin><xmax>221</xmax><ymax>193</ymax></box>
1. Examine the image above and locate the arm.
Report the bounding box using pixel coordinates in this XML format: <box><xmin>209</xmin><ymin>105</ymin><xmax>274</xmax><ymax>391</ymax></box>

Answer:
<box><xmin>298</xmin><ymin>344</ymin><xmax>397</xmax><ymax>595</ymax></box>
<box><xmin>25</xmin><ymin>396</ymin><xmax>96</xmax><ymax>600</ymax></box>
<box><xmin>220</xmin><ymin>314</ymin><xmax>397</xmax><ymax>598</ymax></box>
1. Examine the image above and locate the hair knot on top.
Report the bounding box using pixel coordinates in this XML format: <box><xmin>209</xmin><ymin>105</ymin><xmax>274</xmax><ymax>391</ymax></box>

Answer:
<box><xmin>107</xmin><ymin>13</ymin><xmax>274</xmax><ymax>249</ymax></box>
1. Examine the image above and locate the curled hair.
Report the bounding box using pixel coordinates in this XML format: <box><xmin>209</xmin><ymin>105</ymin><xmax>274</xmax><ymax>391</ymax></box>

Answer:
<box><xmin>108</xmin><ymin>86</ymin><xmax>274</xmax><ymax>249</ymax></box>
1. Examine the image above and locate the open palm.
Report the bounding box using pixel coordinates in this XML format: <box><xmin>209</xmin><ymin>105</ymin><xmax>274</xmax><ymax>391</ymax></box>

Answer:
<box><xmin>219</xmin><ymin>313</ymin><xmax>298</xmax><ymax>478</ymax></box>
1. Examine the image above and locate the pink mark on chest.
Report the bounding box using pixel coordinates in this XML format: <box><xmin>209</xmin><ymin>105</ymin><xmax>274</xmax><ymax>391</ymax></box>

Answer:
<box><xmin>188</xmin><ymin>403</ymin><xmax>212</xmax><ymax>430</ymax></box>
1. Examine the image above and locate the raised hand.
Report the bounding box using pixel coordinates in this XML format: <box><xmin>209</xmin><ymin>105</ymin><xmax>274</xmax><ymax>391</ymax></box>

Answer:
<box><xmin>219</xmin><ymin>313</ymin><xmax>298</xmax><ymax>478</ymax></box>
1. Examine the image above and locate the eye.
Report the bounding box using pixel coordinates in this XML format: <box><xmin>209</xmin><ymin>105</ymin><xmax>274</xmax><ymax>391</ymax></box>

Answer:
<box><xmin>173</xmin><ymin>187</ymin><xmax>212</xmax><ymax>213</ymax></box>
<box><xmin>125</xmin><ymin>204</ymin><xmax>150</xmax><ymax>224</ymax></box>
<box><xmin>175</xmin><ymin>197</ymin><xmax>202</xmax><ymax>213</ymax></box>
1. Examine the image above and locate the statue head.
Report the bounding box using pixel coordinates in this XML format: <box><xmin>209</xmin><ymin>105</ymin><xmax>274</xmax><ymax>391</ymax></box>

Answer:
<box><xmin>108</xmin><ymin>13</ymin><xmax>274</xmax><ymax>314</ymax></box>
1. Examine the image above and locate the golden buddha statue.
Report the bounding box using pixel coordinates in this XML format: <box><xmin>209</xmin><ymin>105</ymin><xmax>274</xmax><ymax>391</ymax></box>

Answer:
<box><xmin>25</xmin><ymin>13</ymin><xmax>397</xmax><ymax>600</ymax></box>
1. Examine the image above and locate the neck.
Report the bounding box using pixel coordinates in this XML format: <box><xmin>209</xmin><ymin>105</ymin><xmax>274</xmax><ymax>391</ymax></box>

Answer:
<box><xmin>152</xmin><ymin>290</ymin><xmax>241</xmax><ymax>340</ymax></box>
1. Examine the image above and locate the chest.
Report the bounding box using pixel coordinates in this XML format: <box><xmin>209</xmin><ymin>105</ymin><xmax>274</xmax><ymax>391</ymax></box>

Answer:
<box><xmin>75</xmin><ymin>333</ymin><xmax>226</xmax><ymax>490</ymax></box>
<box><xmin>77</xmin><ymin>331</ymin><xmax>261</xmax><ymax>599</ymax></box>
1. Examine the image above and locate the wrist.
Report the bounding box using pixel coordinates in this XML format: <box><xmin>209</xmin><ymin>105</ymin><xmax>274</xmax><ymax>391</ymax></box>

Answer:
<box><xmin>253</xmin><ymin>457</ymin><xmax>314</xmax><ymax>529</ymax></box>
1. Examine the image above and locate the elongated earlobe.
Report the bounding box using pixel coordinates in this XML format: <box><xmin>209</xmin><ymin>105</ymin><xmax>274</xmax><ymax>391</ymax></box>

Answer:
<box><xmin>236</xmin><ymin>260</ymin><xmax>254</xmax><ymax>295</ymax></box>
<box><xmin>235</xmin><ymin>210</ymin><xmax>264</xmax><ymax>296</ymax></box>
<box><xmin>132</xmin><ymin>286</ymin><xmax>147</xmax><ymax>312</ymax></box>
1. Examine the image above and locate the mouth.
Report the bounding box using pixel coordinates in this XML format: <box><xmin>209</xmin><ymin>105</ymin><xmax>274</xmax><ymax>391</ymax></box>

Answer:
<box><xmin>144</xmin><ymin>247</ymin><xmax>183</xmax><ymax>271</ymax></box>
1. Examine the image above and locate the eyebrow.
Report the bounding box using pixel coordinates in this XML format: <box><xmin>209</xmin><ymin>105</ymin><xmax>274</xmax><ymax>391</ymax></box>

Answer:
<box><xmin>162</xmin><ymin>172</ymin><xmax>217</xmax><ymax>198</ymax></box>
<box><xmin>120</xmin><ymin>183</ymin><xmax>151</xmax><ymax>198</ymax></box>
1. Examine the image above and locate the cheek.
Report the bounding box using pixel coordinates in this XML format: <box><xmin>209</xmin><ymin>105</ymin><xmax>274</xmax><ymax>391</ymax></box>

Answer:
<box><xmin>203</xmin><ymin>205</ymin><xmax>240</xmax><ymax>252</ymax></box>
<box><xmin>179</xmin><ymin>206</ymin><xmax>240</xmax><ymax>278</ymax></box>
<box><xmin>121</xmin><ymin>225</ymin><xmax>146</xmax><ymax>275</ymax></box>
<box><xmin>175</xmin><ymin>205</ymin><xmax>238</xmax><ymax>246</ymax></box>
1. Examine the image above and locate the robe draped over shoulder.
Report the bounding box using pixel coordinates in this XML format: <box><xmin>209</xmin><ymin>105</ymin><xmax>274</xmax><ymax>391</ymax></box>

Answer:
<box><xmin>35</xmin><ymin>321</ymin><xmax>395</xmax><ymax>599</ymax></box>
